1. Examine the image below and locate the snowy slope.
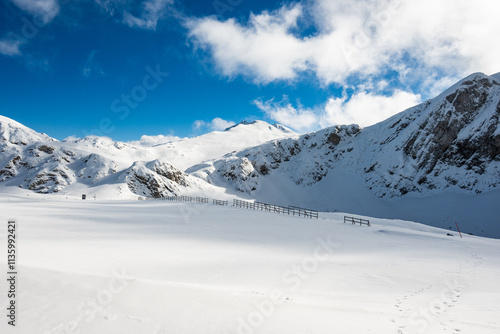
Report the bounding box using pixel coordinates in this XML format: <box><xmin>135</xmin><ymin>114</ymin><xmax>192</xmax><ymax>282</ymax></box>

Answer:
<box><xmin>59</xmin><ymin>120</ymin><xmax>296</xmax><ymax>172</ymax></box>
<box><xmin>0</xmin><ymin>195</ymin><xmax>499</xmax><ymax>334</ymax></box>
<box><xmin>0</xmin><ymin>115</ymin><xmax>54</xmax><ymax>145</ymax></box>
<box><xmin>146</xmin><ymin>121</ymin><xmax>296</xmax><ymax>171</ymax></box>
<box><xmin>190</xmin><ymin>73</ymin><xmax>500</xmax><ymax>237</ymax></box>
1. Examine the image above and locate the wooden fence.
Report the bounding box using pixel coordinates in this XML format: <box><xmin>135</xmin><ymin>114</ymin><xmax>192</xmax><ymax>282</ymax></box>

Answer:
<box><xmin>213</xmin><ymin>199</ymin><xmax>228</xmax><ymax>206</ymax></box>
<box><xmin>164</xmin><ymin>196</ymin><xmax>209</xmax><ymax>203</ymax></box>
<box><xmin>344</xmin><ymin>215</ymin><xmax>370</xmax><ymax>226</ymax></box>
<box><xmin>233</xmin><ymin>199</ymin><xmax>318</xmax><ymax>219</ymax></box>
<box><xmin>157</xmin><ymin>196</ymin><xmax>318</xmax><ymax>219</ymax></box>
<box><xmin>288</xmin><ymin>205</ymin><xmax>319</xmax><ymax>219</ymax></box>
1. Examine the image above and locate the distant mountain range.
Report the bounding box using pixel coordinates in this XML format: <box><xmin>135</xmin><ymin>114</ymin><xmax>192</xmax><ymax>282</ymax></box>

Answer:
<box><xmin>0</xmin><ymin>118</ymin><xmax>295</xmax><ymax>199</ymax></box>
<box><xmin>1</xmin><ymin>72</ymin><xmax>499</xmax><ymax>237</ymax></box>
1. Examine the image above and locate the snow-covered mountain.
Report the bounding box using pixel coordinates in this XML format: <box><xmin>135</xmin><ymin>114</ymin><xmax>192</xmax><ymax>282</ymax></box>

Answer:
<box><xmin>196</xmin><ymin>72</ymin><xmax>500</xmax><ymax>198</ymax></box>
<box><xmin>139</xmin><ymin>120</ymin><xmax>296</xmax><ymax>170</ymax></box>
<box><xmin>189</xmin><ymin>73</ymin><xmax>500</xmax><ymax>236</ymax></box>
<box><xmin>0</xmin><ymin>117</ymin><xmax>295</xmax><ymax>199</ymax></box>
<box><xmin>1</xmin><ymin>72</ymin><xmax>499</xmax><ymax>236</ymax></box>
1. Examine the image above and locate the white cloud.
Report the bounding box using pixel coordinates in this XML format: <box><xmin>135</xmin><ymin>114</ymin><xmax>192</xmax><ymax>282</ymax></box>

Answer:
<box><xmin>128</xmin><ymin>134</ymin><xmax>182</xmax><ymax>146</ymax></box>
<box><xmin>210</xmin><ymin>117</ymin><xmax>236</xmax><ymax>131</ymax></box>
<box><xmin>62</xmin><ymin>135</ymin><xmax>80</xmax><ymax>142</ymax></box>
<box><xmin>186</xmin><ymin>0</ymin><xmax>500</xmax><ymax>95</ymax></box>
<box><xmin>193</xmin><ymin>120</ymin><xmax>206</xmax><ymax>130</ymax></box>
<box><xmin>187</xmin><ymin>4</ymin><xmax>306</xmax><ymax>84</ymax></box>
<box><xmin>193</xmin><ymin>118</ymin><xmax>236</xmax><ymax>132</ymax></box>
<box><xmin>10</xmin><ymin>0</ymin><xmax>60</xmax><ymax>24</ymax></box>
<box><xmin>321</xmin><ymin>90</ymin><xmax>421</xmax><ymax>128</ymax></box>
<box><xmin>255</xmin><ymin>91</ymin><xmax>421</xmax><ymax>132</ymax></box>
<box><xmin>0</xmin><ymin>39</ymin><xmax>23</xmax><ymax>56</ymax></box>
<box><xmin>123</xmin><ymin>0</ymin><xmax>173</xmax><ymax>30</ymax></box>
<box><xmin>254</xmin><ymin>98</ymin><xmax>318</xmax><ymax>132</ymax></box>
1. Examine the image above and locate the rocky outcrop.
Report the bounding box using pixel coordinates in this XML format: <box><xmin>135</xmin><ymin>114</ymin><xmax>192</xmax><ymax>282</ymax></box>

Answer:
<box><xmin>403</xmin><ymin>74</ymin><xmax>500</xmax><ymax>175</ymax></box>
<box><xmin>216</xmin><ymin>157</ymin><xmax>259</xmax><ymax>193</ymax></box>
<box><xmin>124</xmin><ymin>160</ymin><xmax>195</xmax><ymax>198</ymax></box>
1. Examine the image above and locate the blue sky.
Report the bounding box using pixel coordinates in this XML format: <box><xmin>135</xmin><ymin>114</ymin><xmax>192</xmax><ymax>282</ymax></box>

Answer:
<box><xmin>0</xmin><ymin>0</ymin><xmax>498</xmax><ymax>142</ymax></box>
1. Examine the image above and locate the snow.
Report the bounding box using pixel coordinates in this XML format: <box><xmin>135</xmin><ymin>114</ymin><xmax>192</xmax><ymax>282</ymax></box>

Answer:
<box><xmin>0</xmin><ymin>194</ymin><xmax>499</xmax><ymax>333</ymax></box>
<box><xmin>0</xmin><ymin>116</ymin><xmax>54</xmax><ymax>145</ymax></box>
<box><xmin>152</xmin><ymin>121</ymin><xmax>296</xmax><ymax>171</ymax></box>
<box><xmin>491</xmin><ymin>72</ymin><xmax>500</xmax><ymax>82</ymax></box>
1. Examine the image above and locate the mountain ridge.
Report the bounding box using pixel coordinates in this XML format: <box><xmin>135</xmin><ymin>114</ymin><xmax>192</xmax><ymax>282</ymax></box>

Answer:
<box><xmin>0</xmin><ymin>117</ymin><xmax>295</xmax><ymax>198</ymax></box>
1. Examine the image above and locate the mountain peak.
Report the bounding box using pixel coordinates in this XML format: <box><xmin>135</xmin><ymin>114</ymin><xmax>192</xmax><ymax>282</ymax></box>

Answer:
<box><xmin>224</xmin><ymin>120</ymin><xmax>296</xmax><ymax>135</ymax></box>
<box><xmin>0</xmin><ymin>115</ymin><xmax>55</xmax><ymax>145</ymax></box>
<box><xmin>223</xmin><ymin>120</ymin><xmax>257</xmax><ymax>131</ymax></box>
<box><xmin>440</xmin><ymin>72</ymin><xmax>499</xmax><ymax>96</ymax></box>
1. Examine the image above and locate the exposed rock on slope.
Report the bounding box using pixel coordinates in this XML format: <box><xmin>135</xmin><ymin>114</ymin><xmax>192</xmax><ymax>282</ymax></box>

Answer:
<box><xmin>124</xmin><ymin>160</ymin><xmax>198</xmax><ymax>198</ymax></box>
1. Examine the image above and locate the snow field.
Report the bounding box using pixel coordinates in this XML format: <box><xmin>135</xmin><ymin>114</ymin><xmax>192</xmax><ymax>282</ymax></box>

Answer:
<box><xmin>0</xmin><ymin>194</ymin><xmax>499</xmax><ymax>333</ymax></box>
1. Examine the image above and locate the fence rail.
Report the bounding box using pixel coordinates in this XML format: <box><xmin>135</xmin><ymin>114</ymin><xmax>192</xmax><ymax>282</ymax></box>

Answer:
<box><xmin>344</xmin><ymin>215</ymin><xmax>370</xmax><ymax>226</ymax></box>
<box><xmin>196</xmin><ymin>197</ymin><xmax>209</xmax><ymax>204</ymax></box>
<box><xmin>233</xmin><ymin>199</ymin><xmax>318</xmax><ymax>219</ymax></box>
<box><xmin>213</xmin><ymin>199</ymin><xmax>228</xmax><ymax>206</ymax></box>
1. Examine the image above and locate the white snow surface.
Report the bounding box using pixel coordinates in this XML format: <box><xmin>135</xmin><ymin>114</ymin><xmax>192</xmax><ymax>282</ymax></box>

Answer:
<box><xmin>0</xmin><ymin>194</ymin><xmax>499</xmax><ymax>333</ymax></box>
